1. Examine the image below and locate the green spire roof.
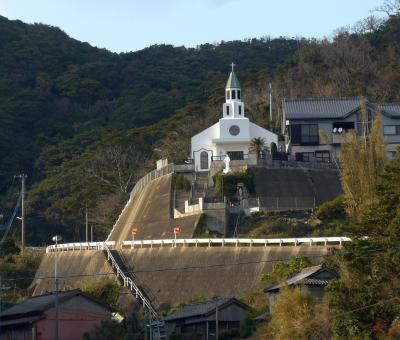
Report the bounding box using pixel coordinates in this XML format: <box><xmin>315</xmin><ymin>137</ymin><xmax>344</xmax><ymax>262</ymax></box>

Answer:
<box><xmin>226</xmin><ymin>71</ymin><xmax>241</xmax><ymax>89</ymax></box>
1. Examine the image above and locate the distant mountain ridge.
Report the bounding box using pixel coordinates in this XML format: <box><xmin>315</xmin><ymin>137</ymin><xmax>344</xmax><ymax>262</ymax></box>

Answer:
<box><xmin>1</xmin><ymin>13</ymin><xmax>400</xmax><ymax>243</ymax></box>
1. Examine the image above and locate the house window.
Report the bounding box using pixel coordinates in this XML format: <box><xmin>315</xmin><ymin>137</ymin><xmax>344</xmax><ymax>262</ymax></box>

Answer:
<box><xmin>383</xmin><ymin>125</ymin><xmax>400</xmax><ymax>135</ymax></box>
<box><xmin>232</xmin><ymin>90</ymin><xmax>236</xmax><ymax>100</ymax></box>
<box><xmin>300</xmin><ymin>124</ymin><xmax>319</xmax><ymax>145</ymax></box>
<box><xmin>237</xmin><ymin>90</ymin><xmax>241</xmax><ymax>99</ymax></box>
<box><xmin>226</xmin><ymin>106</ymin><xmax>230</xmax><ymax>115</ymax></box>
<box><xmin>290</xmin><ymin>125</ymin><xmax>301</xmax><ymax>144</ymax></box>
<box><xmin>238</xmin><ymin>105</ymin><xmax>242</xmax><ymax>115</ymax></box>
<box><xmin>315</xmin><ymin>151</ymin><xmax>330</xmax><ymax>163</ymax></box>
<box><xmin>226</xmin><ymin>91</ymin><xmax>230</xmax><ymax>100</ymax></box>
<box><xmin>290</xmin><ymin>124</ymin><xmax>319</xmax><ymax>145</ymax></box>
<box><xmin>295</xmin><ymin>152</ymin><xmax>313</xmax><ymax>162</ymax></box>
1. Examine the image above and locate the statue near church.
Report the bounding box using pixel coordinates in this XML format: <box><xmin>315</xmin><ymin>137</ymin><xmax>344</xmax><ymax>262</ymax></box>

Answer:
<box><xmin>223</xmin><ymin>155</ymin><xmax>231</xmax><ymax>174</ymax></box>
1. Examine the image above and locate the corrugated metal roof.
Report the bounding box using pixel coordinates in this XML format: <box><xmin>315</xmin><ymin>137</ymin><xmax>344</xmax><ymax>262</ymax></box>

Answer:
<box><xmin>283</xmin><ymin>97</ymin><xmax>361</xmax><ymax>119</ymax></box>
<box><xmin>302</xmin><ymin>278</ymin><xmax>332</xmax><ymax>285</ymax></box>
<box><xmin>226</xmin><ymin>71</ymin><xmax>241</xmax><ymax>89</ymax></box>
<box><xmin>264</xmin><ymin>265</ymin><xmax>334</xmax><ymax>292</ymax></box>
<box><xmin>164</xmin><ymin>298</ymin><xmax>246</xmax><ymax>321</ymax></box>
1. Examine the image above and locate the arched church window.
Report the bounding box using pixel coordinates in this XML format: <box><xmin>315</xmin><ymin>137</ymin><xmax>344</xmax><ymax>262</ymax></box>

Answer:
<box><xmin>226</xmin><ymin>91</ymin><xmax>230</xmax><ymax>100</ymax></box>
<box><xmin>200</xmin><ymin>151</ymin><xmax>209</xmax><ymax>170</ymax></box>
<box><xmin>238</xmin><ymin>90</ymin><xmax>241</xmax><ymax>99</ymax></box>
<box><xmin>232</xmin><ymin>90</ymin><xmax>236</xmax><ymax>100</ymax></box>
<box><xmin>226</xmin><ymin>106</ymin><xmax>230</xmax><ymax>115</ymax></box>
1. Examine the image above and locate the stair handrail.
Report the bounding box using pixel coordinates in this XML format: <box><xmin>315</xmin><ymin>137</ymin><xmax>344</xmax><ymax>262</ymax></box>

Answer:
<box><xmin>104</xmin><ymin>245</ymin><xmax>160</xmax><ymax>321</ymax></box>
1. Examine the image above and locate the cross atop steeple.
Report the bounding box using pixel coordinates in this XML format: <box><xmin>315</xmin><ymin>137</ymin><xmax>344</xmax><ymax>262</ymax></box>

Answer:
<box><xmin>230</xmin><ymin>62</ymin><xmax>236</xmax><ymax>72</ymax></box>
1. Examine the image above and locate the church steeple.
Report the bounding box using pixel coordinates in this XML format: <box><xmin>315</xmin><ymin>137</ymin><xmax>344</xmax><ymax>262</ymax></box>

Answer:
<box><xmin>223</xmin><ymin>62</ymin><xmax>245</xmax><ymax>118</ymax></box>
<box><xmin>226</xmin><ymin>62</ymin><xmax>241</xmax><ymax>90</ymax></box>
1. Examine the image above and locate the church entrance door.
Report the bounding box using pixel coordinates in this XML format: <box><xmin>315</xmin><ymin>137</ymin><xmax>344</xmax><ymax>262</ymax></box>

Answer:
<box><xmin>200</xmin><ymin>151</ymin><xmax>209</xmax><ymax>169</ymax></box>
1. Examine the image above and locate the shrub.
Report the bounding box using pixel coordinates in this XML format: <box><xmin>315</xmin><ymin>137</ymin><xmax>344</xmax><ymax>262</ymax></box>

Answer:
<box><xmin>82</xmin><ymin>278</ymin><xmax>121</xmax><ymax>308</ymax></box>
<box><xmin>174</xmin><ymin>174</ymin><xmax>191</xmax><ymax>191</ymax></box>
<box><xmin>83</xmin><ymin>320</ymin><xmax>127</xmax><ymax>340</ymax></box>
<box><xmin>261</xmin><ymin>257</ymin><xmax>312</xmax><ymax>286</ymax></box>
<box><xmin>213</xmin><ymin>169</ymin><xmax>255</xmax><ymax>197</ymax></box>
<box><xmin>316</xmin><ymin>195</ymin><xmax>346</xmax><ymax>221</ymax></box>
<box><xmin>0</xmin><ymin>238</ymin><xmax>20</xmax><ymax>257</ymax></box>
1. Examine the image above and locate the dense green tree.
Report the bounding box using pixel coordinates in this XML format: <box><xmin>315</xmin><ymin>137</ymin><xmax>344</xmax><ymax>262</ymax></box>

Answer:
<box><xmin>327</xmin><ymin>153</ymin><xmax>400</xmax><ymax>338</ymax></box>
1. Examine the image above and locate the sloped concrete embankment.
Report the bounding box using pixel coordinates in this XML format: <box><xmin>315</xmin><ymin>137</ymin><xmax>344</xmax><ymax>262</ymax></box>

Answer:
<box><xmin>120</xmin><ymin>246</ymin><xmax>329</xmax><ymax>310</ymax></box>
<box><xmin>31</xmin><ymin>251</ymin><xmax>113</xmax><ymax>296</ymax></box>
<box><xmin>252</xmin><ymin>168</ymin><xmax>341</xmax><ymax>207</ymax></box>
<box><xmin>31</xmin><ymin>246</ymin><xmax>329</xmax><ymax>310</ymax></box>
<box><xmin>107</xmin><ymin>174</ymin><xmax>201</xmax><ymax>242</ymax></box>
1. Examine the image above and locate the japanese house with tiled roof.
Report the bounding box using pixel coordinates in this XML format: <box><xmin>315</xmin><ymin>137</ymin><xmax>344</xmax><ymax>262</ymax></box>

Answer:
<box><xmin>283</xmin><ymin>97</ymin><xmax>400</xmax><ymax>162</ymax></box>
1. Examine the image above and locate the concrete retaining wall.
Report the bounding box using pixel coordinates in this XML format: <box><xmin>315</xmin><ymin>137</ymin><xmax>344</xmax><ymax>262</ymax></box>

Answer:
<box><xmin>252</xmin><ymin>168</ymin><xmax>341</xmax><ymax>206</ymax></box>
<box><xmin>120</xmin><ymin>246</ymin><xmax>329</xmax><ymax>310</ymax></box>
<box><xmin>31</xmin><ymin>246</ymin><xmax>330</xmax><ymax>311</ymax></box>
<box><xmin>31</xmin><ymin>251</ymin><xmax>113</xmax><ymax>296</ymax></box>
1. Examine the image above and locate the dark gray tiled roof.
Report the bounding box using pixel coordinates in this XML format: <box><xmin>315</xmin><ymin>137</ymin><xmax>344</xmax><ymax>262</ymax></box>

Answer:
<box><xmin>0</xmin><ymin>290</ymin><xmax>80</xmax><ymax>317</ymax></box>
<box><xmin>164</xmin><ymin>298</ymin><xmax>247</xmax><ymax>321</ymax></box>
<box><xmin>283</xmin><ymin>97</ymin><xmax>361</xmax><ymax>119</ymax></box>
<box><xmin>374</xmin><ymin>103</ymin><xmax>400</xmax><ymax>118</ymax></box>
<box><xmin>283</xmin><ymin>97</ymin><xmax>400</xmax><ymax>120</ymax></box>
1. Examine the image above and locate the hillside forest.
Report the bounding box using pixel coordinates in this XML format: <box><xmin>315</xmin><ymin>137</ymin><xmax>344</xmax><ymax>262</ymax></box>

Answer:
<box><xmin>1</xmin><ymin>6</ymin><xmax>400</xmax><ymax>243</ymax></box>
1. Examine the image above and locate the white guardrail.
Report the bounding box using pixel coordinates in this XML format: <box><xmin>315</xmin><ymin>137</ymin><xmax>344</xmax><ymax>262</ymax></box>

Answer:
<box><xmin>46</xmin><ymin>237</ymin><xmax>351</xmax><ymax>253</ymax></box>
<box><xmin>104</xmin><ymin>245</ymin><xmax>159</xmax><ymax>321</ymax></box>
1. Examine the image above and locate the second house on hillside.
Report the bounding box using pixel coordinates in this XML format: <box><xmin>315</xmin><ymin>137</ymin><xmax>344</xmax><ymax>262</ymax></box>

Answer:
<box><xmin>283</xmin><ymin>97</ymin><xmax>400</xmax><ymax>162</ymax></box>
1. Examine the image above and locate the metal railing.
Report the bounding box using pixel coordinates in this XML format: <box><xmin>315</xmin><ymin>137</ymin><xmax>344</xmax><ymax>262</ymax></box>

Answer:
<box><xmin>130</xmin><ymin>164</ymin><xmax>174</xmax><ymax>199</ymax></box>
<box><xmin>257</xmin><ymin>159</ymin><xmax>339</xmax><ymax>170</ymax></box>
<box><xmin>46</xmin><ymin>241</ymin><xmax>116</xmax><ymax>253</ymax></box>
<box><xmin>46</xmin><ymin>237</ymin><xmax>351</xmax><ymax>253</ymax></box>
<box><xmin>121</xmin><ymin>237</ymin><xmax>351</xmax><ymax>248</ymax></box>
<box><xmin>212</xmin><ymin>154</ymin><xmax>250</xmax><ymax>161</ymax></box>
<box><xmin>245</xmin><ymin>196</ymin><xmax>316</xmax><ymax>211</ymax></box>
<box><xmin>104</xmin><ymin>246</ymin><xmax>165</xmax><ymax>338</ymax></box>
<box><xmin>104</xmin><ymin>246</ymin><xmax>158</xmax><ymax>318</ymax></box>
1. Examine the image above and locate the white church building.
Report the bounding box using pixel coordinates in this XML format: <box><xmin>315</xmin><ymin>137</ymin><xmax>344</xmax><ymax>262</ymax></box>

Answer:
<box><xmin>191</xmin><ymin>64</ymin><xmax>278</xmax><ymax>172</ymax></box>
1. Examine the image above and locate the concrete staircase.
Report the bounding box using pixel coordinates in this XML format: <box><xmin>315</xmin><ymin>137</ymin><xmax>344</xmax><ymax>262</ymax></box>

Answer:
<box><xmin>174</xmin><ymin>190</ymin><xmax>190</xmax><ymax>213</ymax></box>
<box><xmin>191</xmin><ymin>172</ymin><xmax>210</xmax><ymax>203</ymax></box>
<box><xmin>103</xmin><ymin>247</ymin><xmax>166</xmax><ymax>339</ymax></box>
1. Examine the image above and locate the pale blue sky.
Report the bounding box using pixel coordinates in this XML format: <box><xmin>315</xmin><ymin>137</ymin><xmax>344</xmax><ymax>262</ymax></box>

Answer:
<box><xmin>0</xmin><ymin>0</ymin><xmax>384</xmax><ymax>53</ymax></box>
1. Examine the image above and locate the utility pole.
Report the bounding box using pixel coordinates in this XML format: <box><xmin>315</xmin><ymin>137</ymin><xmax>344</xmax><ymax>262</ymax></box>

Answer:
<box><xmin>269</xmin><ymin>82</ymin><xmax>272</xmax><ymax>122</ymax></box>
<box><xmin>85</xmin><ymin>206</ymin><xmax>88</xmax><ymax>242</ymax></box>
<box><xmin>15</xmin><ymin>174</ymin><xmax>27</xmax><ymax>253</ymax></box>
<box><xmin>52</xmin><ymin>235</ymin><xmax>62</xmax><ymax>340</ymax></box>
<box><xmin>215</xmin><ymin>302</ymin><xmax>219</xmax><ymax>340</ymax></box>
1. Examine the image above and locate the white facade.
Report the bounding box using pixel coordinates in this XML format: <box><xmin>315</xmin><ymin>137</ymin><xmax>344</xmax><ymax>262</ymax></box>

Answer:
<box><xmin>191</xmin><ymin>67</ymin><xmax>278</xmax><ymax>172</ymax></box>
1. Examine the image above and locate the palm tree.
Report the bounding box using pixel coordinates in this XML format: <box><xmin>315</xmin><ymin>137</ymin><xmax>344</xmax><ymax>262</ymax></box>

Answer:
<box><xmin>250</xmin><ymin>137</ymin><xmax>266</xmax><ymax>159</ymax></box>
